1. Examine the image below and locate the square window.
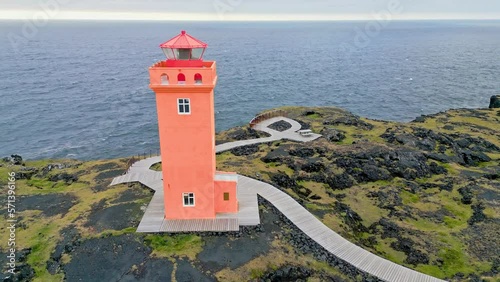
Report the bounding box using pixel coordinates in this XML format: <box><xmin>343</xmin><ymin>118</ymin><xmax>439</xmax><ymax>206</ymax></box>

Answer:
<box><xmin>183</xmin><ymin>193</ymin><xmax>195</xmax><ymax>206</ymax></box>
<box><xmin>223</xmin><ymin>192</ymin><xmax>229</xmax><ymax>201</ymax></box>
<box><xmin>177</xmin><ymin>98</ymin><xmax>191</xmax><ymax>114</ymax></box>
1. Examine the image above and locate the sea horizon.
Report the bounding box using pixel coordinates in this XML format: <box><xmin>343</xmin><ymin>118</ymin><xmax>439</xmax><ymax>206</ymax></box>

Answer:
<box><xmin>1</xmin><ymin>20</ymin><xmax>499</xmax><ymax>160</ymax></box>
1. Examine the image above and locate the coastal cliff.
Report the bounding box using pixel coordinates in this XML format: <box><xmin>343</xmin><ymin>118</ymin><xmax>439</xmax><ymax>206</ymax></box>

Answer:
<box><xmin>1</xmin><ymin>106</ymin><xmax>498</xmax><ymax>282</ymax></box>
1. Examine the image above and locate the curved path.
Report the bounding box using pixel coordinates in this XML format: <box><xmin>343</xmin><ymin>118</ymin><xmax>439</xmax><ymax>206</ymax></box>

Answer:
<box><xmin>111</xmin><ymin>117</ymin><xmax>444</xmax><ymax>282</ymax></box>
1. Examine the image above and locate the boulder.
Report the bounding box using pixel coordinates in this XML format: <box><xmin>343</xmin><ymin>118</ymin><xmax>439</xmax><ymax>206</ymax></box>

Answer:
<box><xmin>267</xmin><ymin>120</ymin><xmax>292</xmax><ymax>132</ymax></box>
<box><xmin>49</xmin><ymin>173</ymin><xmax>78</xmax><ymax>184</ymax></box>
<box><xmin>230</xmin><ymin>144</ymin><xmax>259</xmax><ymax>156</ymax></box>
<box><xmin>320</xmin><ymin>128</ymin><xmax>346</xmax><ymax>142</ymax></box>
<box><xmin>288</xmin><ymin>147</ymin><xmax>315</xmax><ymax>158</ymax></box>
<box><xmin>326</xmin><ymin>172</ymin><xmax>354</xmax><ymax>190</ymax></box>
<box><xmin>301</xmin><ymin>161</ymin><xmax>325</xmax><ymax>173</ymax></box>
<box><xmin>270</xmin><ymin>171</ymin><xmax>297</xmax><ymax>188</ymax></box>
<box><xmin>489</xmin><ymin>95</ymin><xmax>500</xmax><ymax>108</ymax></box>
<box><xmin>11</xmin><ymin>154</ymin><xmax>23</xmax><ymax>165</ymax></box>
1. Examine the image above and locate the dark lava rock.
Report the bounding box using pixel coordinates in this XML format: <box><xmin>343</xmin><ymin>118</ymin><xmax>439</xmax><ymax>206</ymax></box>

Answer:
<box><xmin>381</xmin><ymin>129</ymin><xmax>437</xmax><ymax>152</ymax></box>
<box><xmin>462</xmin><ymin>220</ymin><xmax>500</xmax><ymax>263</ymax></box>
<box><xmin>483</xmin><ymin>173</ymin><xmax>500</xmax><ymax>181</ymax></box>
<box><xmin>228</xmin><ymin>127</ymin><xmax>271</xmax><ymax>141</ymax></box>
<box><xmin>334</xmin><ymin>202</ymin><xmax>367</xmax><ymax>233</ymax></box>
<box><xmin>123</xmin><ymin>258</ymin><xmax>174</xmax><ymax>281</ymax></box>
<box><xmin>323</xmin><ymin>115</ymin><xmax>374</xmax><ymax>130</ymax></box>
<box><xmin>459</xmin><ymin>149</ymin><xmax>491</xmax><ymax>166</ymax></box>
<box><xmin>40</xmin><ymin>163</ymin><xmax>78</xmax><ymax>176</ymax></box>
<box><xmin>301</xmin><ymin>161</ymin><xmax>326</xmax><ymax>173</ymax></box>
<box><xmin>412</xmin><ymin>116</ymin><xmax>426</xmax><ymax>123</ymax></box>
<box><xmin>85</xmin><ymin>201</ymin><xmax>142</xmax><ymax>232</ymax></box>
<box><xmin>1</xmin><ymin>248</ymin><xmax>35</xmax><ymax>282</ymax></box>
<box><xmin>63</xmin><ymin>234</ymin><xmax>152</xmax><ymax>282</ymax></box>
<box><xmin>230</xmin><ymin>144</ymin><xmax>259</xmax><ymax>156</ymax></box>
<box><xmin>296</xmin><ymin>186</ymin><xmax>313</xmax><ymax>197</ymax></box>
<box><xmin>443</xmin><ymin>125</ymin><xmax>455</xmax><ymax>130</ymax></box>
<box><xmin>489</xmin><ymin>95</ymin><xmax>500</xmax><ymax>108</ymax></box>
<box><xmin>326</xmin><ymin>172</ymin><xmax>354</xmax><ymax>190</ymax></box>
<box><xmin>295</xmin><ymin>119</ymin><xmax>311</xmax><ymax>130</ymax></box>
<box><xmin>429</xmin><ymin>162</ymin><xmax>448</xmax><ymax>175</ymax></box>
<box><xmin>91</xmin><ymin>162</ymin><xmax>121</xmax><ymax>171</ymax></box>
<box><xmin>360</xmin><ymin>164</ymin><xmax>392</xmax><ymax>182</ymax></box>
<box><xmin>458</xmin><ymin>186</ymin><xmax>475</xmax><ymax>205</ymax></box>
<box><xmin>310</xmin><ymin>194</ymin><xmax>322</xmax><ymax>200</ymax></box>
<box><xmin>19</xmin><ymin>193</ymin><xmax>78</xmax><ymax>217</ymax></box>
<box><xmin>468</xmin><ymin>202</ymin><xmax>487</xmax><ymax>225</ymax></box>
<box><xmin>390</xmin><ymin>237</ymin><xmax>429</xmax><ymax>265</ymax></box>
<box><xmin>47</xmin><ymin>226</ymin><xmax>81</xmax><ymax>275</ymax></box>
<box><xmin>335</xmin><ymin>147</ymin><xmax>431</xmax><ymax>181</ymax></box>
<box><xmin>261</xmin><ymin>147</ymin><xmax>289</xmax><ymax>164</ymax></box>
<box><xmin>374</xmin><ymin>218</ymin><xmax>401</xmax><ymax>239</ymax></box>
<box><xmin>426</xmin><ymin>153</ymin><xmax>453</xmax><ymax>163</ymax></box>
<box><xmin>303</xmin><ymin>110</ymin><xmax>321</xmax><ymax>116</ymax></box>
<box><xmin>288</xmin><ymin>147</ymin><xmax>315</xmax><ymax>158</ymax></box>
<box><xmin>3</xmin><ymin>263</ymin><xmax>35</xmax><ymax>282</ymax></box>
<box><xmin>438</xmin><ymin>181</ymin><xmax>454</xmax><ymax>192</ymax></box>
<box><xmin>376</xmin><ymin>190</ymin><xmax>403</xmax><ymax>210</ymax></box>
<box><xmin>176</xmin><ymin>258</ymin><xmax>214</xmax><ymax>282</ymax></box>
<box><xmin>268</xmin><ymin>120</ymin><xmax>292</xmax><ymax>132</ymax></box>
<box><xmin>94</xmin><ymin>169</ymin><xmax>125</xmax><ymax>181</ymax></box>
<box><xmin>197</xmin><ymin>199</ymin><xmax>280</xmax><ymax>272</ymax></box>
<box><xmin>14</xmin><ymin>167</ymin><xmax>37</xmax><ymax>180</ymax></box>
<box><xmin>48</xmin><ymin>172</ymin><xmax>78</xmax><ymax>184</ymax></box>
<box><xmin>259</xmin><ymin>266</ymin><xmax>312</xmax><ymax>282</ymax></box>
<box><xmin>111</xmin><ymin>185</ymin><xmax>153</xmax><ymax>204</ymax></box>
<box><xmin>270</xmin><ymin>171</ymin><xmax>297</xmax><ymax>188</ymax></box>
<box><xmin>10</xmin><ymin>154</ymin><xmax>23</xmax><ymax>165</ymax></box>
<box><xmin>321</xmin><ymin>128</ymin><xmax>346</xmax><ymax>142</ymax></box>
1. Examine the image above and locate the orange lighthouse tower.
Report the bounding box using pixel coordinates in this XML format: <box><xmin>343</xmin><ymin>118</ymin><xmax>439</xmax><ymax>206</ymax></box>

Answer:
<box><xmin>149</xmin><ymin>31</ymin><xmax>238</xmax><ymax>220</ymax></box>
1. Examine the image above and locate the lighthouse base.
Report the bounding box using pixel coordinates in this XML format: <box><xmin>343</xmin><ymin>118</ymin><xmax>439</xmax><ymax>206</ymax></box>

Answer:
<box><xmin>128</xmin><ymin>172</ymin><xmax>260</xmax><ymax>233</ymax></box>
<box><xmin>160</xmin><ymin>218</ymin><xmax>239</xmax><ymax>232</ymax></box>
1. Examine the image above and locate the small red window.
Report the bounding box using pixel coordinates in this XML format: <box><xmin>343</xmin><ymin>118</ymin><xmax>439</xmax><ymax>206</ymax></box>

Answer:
<box><xmin>194</xmin><ymin>73</ymin><xmax>202</xmax><ymax>84</ymax></box>
<box><xmin>177</xmin><ymin>73</ymin><xmax>186</xmax><ymax>84</ymax></box>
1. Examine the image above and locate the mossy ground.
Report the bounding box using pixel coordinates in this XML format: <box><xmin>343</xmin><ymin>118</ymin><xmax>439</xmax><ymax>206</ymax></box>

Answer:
<box><xmin>216</xmin><ymin>106</ymin><xmax>500</xmax><ymax>281</ymax></box>
<box><xmin>0</xmin><ymin>106</ymin><xmax>498</xmax><ymax>281</ymax></box>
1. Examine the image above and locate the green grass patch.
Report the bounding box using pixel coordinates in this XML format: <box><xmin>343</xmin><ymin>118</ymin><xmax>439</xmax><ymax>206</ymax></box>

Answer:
<box><xmin>25</xmin><ymin>222</ymin><xmax>62</xmax><ymax>281</ymax></box>
<box><xmin>443</xmin><ymin>216</ymin><xmax>465</xmax><ymax>229</ymax></box>
<box><xmin>144</xmin><ymin>234</ymin><xmax>203</xmax><ymax>260</ymax></box>
<box><xmin>373</xmin><ymin>238</ymin><xmax>406</xmax><ymax>264</ymax></box>
<box><xmin>250</xmin><ymin>268</ymin><xmax>265</xmax><ymax>279</ymax></box>
<box><xmin>401</xmin><ymin>190</ymin><xmax>420</xmax><ymax>205</ymax></box>
<box><xmin>26</xmin><ymin>178</ymin><xmax>68</xmax><ymax>191</ymax></box>
<box><xmin>150</xmin><ymin>162</ymin><xmax>162</xmax><ymax>171</ymax></box>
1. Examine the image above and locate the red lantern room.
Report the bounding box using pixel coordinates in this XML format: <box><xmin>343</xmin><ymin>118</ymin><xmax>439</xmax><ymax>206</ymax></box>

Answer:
<box><xmin>160</xmin><ymin>30</ymin><xmax>208</xmax><ymax>67</ymax></box>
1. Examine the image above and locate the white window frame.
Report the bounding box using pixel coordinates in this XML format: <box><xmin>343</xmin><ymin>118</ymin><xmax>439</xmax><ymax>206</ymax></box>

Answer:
<box><xmin>177</xmin><ymin>98</ymin><xmax>191</xmax><ymax>115</ymax></box>
<box><xmin>183</xmin><ymin>192</ymin><xmax>195</xmax><ymax>207</ymax></box>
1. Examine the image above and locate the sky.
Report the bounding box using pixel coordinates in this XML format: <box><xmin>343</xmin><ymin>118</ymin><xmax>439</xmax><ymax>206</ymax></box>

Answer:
<box><xmin>0</xmin><ymin>0</ymin><xmax>499</xmax><ymax>21</ymax></box>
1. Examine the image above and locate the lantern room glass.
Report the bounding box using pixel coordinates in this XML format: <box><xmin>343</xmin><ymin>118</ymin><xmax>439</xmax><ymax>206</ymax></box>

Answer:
<box><xmin>175</xmin><ymin>48</ymin><xmax>191</xmax><ymax>60</ymax></box>
<box><xmin>162</xmin><ymin>48</ymin><xmax>175</xmax><ymax>60</ymax></box>
<box><xmin>191</xmin><ymin>48</ymin><xmax>204</xmax><ymax>60</ymax></box>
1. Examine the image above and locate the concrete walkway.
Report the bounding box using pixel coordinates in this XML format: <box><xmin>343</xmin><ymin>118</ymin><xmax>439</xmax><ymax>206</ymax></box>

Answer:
<box><xmin>216</xmin><ymin>117</ymin><xmax>321</xmax><ymax>153</ymax></box>
<box><xmin>109</xmin><ymin>116</ymin><xmax>444</xmax><ymax>282</ymax></box>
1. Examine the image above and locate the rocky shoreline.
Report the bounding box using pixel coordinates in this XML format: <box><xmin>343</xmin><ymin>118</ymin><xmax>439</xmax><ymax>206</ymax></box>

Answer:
<box><xmin>1</xmin><ymin>105</ymin><xmax>499</xmax><ymax>281</ymax></box>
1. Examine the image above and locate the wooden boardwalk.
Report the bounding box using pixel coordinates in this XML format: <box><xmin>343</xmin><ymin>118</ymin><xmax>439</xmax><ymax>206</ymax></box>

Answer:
<box><xmin>240</xmin><ymin>175</ymin><xmax>444</xmax><ymax>282</ymax></box>
<box><xmin>109</xmin><ymin>116</ymin><xmax>443</xmax><ymax>281</ymax></box>
<box><xmin>160</xmin><ymin>218</ymin><xmax>239</xmax><ymax>232</ymax></box>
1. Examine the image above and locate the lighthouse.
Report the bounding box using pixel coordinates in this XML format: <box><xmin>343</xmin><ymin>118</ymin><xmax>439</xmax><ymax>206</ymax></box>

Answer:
<box><xmin>149</xmin><ymin>31</ymin><xmax>238</xmax><ymax>220</ymax></box>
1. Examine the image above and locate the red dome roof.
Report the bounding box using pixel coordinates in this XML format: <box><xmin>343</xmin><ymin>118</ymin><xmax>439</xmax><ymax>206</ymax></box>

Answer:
<box><xmin>159</xmin><ymin>30</ymin><xmax>208</xmax><ymax>49</ymax></box>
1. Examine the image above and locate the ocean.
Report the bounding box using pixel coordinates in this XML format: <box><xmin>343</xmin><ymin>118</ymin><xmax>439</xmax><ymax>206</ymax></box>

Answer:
<box><xmin>0</xmin><ymin>20</ymin><xmax>499</xmax><ymax>160</ymax></box>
